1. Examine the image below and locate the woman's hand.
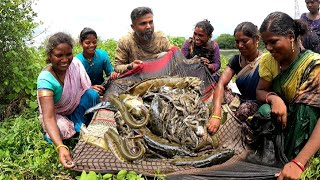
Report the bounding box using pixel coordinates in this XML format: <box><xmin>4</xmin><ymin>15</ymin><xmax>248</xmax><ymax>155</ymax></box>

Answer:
<box><xmin>269</xmin><ymin>95</ymin><xmax>287</xmax><ymax>128</ymax></box>
<box><xmin>276</xmin><ymin>162</ymin><xmax>302</xmax><ymax>180</ymax></box>
<box><xmin>200</xmin><ymin>57</ymin><xmax>210</xmax><ymax>64</ymax></box>
<box><xmin>207</xmin><ymin>117</ymin><xmax>221</xmax><ymax>134</ymax></box>
<box><xmin>200</xmin><ymin>57</ymin><xmax>214</xmax><ymax>71</ymax></box>
<box><xmin>58</xmin><ymin>147</ymin><xmax>75</xmax><ymax>169</ymax></box>
<box><xmin>91</xmin><ymin>85</ymin><xmax>105</xmax><ymax>95</ymax></box>
<box><xmin>110</xmin><ymin>72</ymin><xmax>119</xmax><ymax>80</ymax></box>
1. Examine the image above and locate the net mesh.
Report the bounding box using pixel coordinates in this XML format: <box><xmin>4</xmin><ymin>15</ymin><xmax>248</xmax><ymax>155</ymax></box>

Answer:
<box><xmin>71</xmin><ymin>47</ymin><xmax>280</xmax><ymax>178</ymax></box>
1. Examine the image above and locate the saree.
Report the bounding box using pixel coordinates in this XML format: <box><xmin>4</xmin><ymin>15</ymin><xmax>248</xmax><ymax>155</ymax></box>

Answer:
<box><xmin>271</xmin><ymin>50</ymin><xmax>320</xmax><ymax>159</ymax></box>
<box><xmin>229</xmin><ymin>54</ymin><xmax>262</xmax><ymax>121</ymax></box>
<box><xmin>38</xmin><ymin>58</ymin><xmax>94</xmax><ymax>140</ymax></box>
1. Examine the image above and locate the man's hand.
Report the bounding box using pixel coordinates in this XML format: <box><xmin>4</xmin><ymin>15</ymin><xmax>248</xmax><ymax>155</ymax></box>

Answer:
<box><xmin>132</xmin><ymin>60</ymin><xmax>143</xmax><ymax>68</ymax></box>
<box><xmin>110</xmin><ymin>72</ymin><xmax>119</xmax><ymax>80</ymax></box>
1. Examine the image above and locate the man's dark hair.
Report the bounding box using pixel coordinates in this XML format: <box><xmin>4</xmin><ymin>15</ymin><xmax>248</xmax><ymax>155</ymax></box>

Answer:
<box><xmin>131</xmin><ymin>7</ymin><xmax>153</xmax><ymax>23</ymax></box>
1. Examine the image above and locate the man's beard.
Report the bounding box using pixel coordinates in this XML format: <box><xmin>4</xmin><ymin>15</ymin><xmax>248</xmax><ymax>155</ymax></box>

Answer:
<box><xmin>136</xmin><ymin>29</ymin><xmax>154</xmax><ymax>41</ymax></box>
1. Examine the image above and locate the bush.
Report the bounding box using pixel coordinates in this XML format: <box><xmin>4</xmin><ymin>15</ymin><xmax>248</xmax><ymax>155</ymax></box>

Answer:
<box><xmin>0</xmin><ymin>0</ymin><xmax>40</xmax><ymax>117</ymax></box>
<box><xmin>215</xmin><ymin>34</ymin><xmax>235</xmax><ymax>49</ymax></box>
<box><xmin>302</xmin><ymin>154</ymin><xmax>320</xmax><ymax>180</ymax></box>
<box><xmin>168</xmin><ymin>36</ymin><xmax>186</xmax><ymax>48</ymax></box>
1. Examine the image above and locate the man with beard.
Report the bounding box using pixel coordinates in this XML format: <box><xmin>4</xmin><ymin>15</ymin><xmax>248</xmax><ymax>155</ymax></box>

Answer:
<box><xmin>114</xmin><ymin>7</ymin><xmax>171</xmax><ymax>74</ymax></box>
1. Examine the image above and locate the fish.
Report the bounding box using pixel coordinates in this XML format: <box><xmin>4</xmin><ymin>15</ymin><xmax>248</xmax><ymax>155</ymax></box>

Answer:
<box><xmin>104</xmin><ymin>128</ymin><xmax>146</xmax><ymax>162</ymax></box>
<box><xmin>172</xmin><ymin>149</ymin><xmax>235</xmax><ymax>167</ymax></box>
<box><xmin>84</xmin><ymin>101</ymin><xmax>117</xmax><ymax>115</ymax></box>
<box><xmin>138</xmin><ymin>128</ymin><xmax>196</xmax><ymax>157</ymax></box>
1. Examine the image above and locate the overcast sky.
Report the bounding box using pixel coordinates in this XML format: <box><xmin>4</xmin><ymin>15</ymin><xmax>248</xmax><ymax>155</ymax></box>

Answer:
<box><xmin>32</xmin><ymin>0</ymin><xmax>308</xmax><ymax>45</ymax></box>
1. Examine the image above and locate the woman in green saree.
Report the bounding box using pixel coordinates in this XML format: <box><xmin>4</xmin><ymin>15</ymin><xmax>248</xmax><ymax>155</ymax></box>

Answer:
<box><xmin>257</xmin><ymin>11</ymin><xmax>320</xmax><ymax>180</ymax></box>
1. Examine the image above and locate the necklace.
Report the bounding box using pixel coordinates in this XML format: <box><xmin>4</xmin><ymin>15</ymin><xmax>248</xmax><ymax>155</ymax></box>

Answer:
<box><xmin>240</xmin><ymin>51</ymin><xmax>261</xmax><ymax>68</ymax></box>
<box><xmin>52</xmin><ymin>67</ymin><xmax>64</xmax><ymax>86</ymax></box>
<box><xmin>84</xmin><ymin>53</ymin><xmax>94</xmax><ymax>67</ymax></box>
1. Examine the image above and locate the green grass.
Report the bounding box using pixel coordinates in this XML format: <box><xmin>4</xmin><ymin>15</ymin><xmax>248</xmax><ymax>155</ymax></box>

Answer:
<box><xmin>0</xmin><ymin>110</ymin><xmax>76</xmax><ymax>179</ymax></box>
<box><xmin>219</xmin><ymin>49</ymin><xmax>238</xmax><ymax>72</ymax></box>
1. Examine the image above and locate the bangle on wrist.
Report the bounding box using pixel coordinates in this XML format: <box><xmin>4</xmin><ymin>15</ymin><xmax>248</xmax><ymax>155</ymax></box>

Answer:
<box><xmin>265</xmin><ymin>92</ymin><xmax>277</xmax><ymax>103</ymax></box>
<box><xmin>211</xmin><ymin>115</ymin><xmax>221</xmax><ymax>120</ymax></box>
<box><xmin>56</xmin><ymin>144</ymin><xmax>69</xmax><ymax>153</ymax></box>
<box><xmin>291</xmin><ymin>159</ymin><xmax>305</xmax><ymax>172</ymax></box>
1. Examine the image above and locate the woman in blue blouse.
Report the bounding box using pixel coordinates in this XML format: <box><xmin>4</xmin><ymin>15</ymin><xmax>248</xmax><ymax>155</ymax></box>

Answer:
<box><xmin>76</xmin><ymin>27</ymin><xmax>119</xmax><ymax>95</ymax></box>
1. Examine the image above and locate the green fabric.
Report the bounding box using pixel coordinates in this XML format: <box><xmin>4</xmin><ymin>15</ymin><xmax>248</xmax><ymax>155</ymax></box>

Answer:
<box><xmin>37</xmin><ymin>70</ymin><xmax>62</xmax><ymax>103</ymax></box>
<box><xmin>257</xmin><ymin>104</ymin><xmax>271</xmax><ymax>118</ymax></box>
<box><xmin>268</xmin><ymin>50</ymin><xmax>320</xmax><ymax>160</ymax></box>
<box><xmin>271</xmin><ymin>50</ymin><xmax>319</xmax><ymax>104</ymax></box>
<box><xmin>256</xmin><ymin>103</ymin><xmax>319</xmax><ymax>160</ymax></box>
<box><xmin>285</xmin><ymin>104</ymin><xmax>319</xmax><ymax>160</ymax></box>
<box><xmin>271</xmin><ymin>51</ymin><xmax>307</xmax><ymax>103</ymax></box>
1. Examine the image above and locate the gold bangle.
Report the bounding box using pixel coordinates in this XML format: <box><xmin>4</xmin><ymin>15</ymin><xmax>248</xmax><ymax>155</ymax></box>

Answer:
<box><xmin>265</xmin><ymin>92</ymin><xmax>277</xmax><ymax>103</ymax></box>
<box><xmin>56</xmin><ymin>144</ymin><xmax>69</xmax><ymax>153</ymax></box>
<box><xmin>211</xmin><ymin>115</ymin><xmax>222</xmax><ymax>120</ymax></box>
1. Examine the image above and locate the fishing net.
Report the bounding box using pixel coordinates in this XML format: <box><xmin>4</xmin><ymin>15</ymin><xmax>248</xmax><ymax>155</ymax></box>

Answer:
<box><xmin>71</xmin><ymin>47</ymin><xmax>280</xmax><ymax>179</ymax></box>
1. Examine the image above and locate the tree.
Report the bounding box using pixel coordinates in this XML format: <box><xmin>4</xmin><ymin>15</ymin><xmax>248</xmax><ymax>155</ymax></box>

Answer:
<box><xmin>215</xmin><ymin>33</ymin><xmax>236</xmax><ymax>49</ymax></box>
<box><xmin>168</xmin><ymin>36</ymin><xmax>186</xmax><ymax>48</ymax></box>
<box><xmin>0</xmin><ymin>0</ymin><xmax>39</xmax><ymax>115</ymax></box>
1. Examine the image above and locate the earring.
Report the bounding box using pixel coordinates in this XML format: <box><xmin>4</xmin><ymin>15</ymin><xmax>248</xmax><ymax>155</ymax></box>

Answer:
<box><xmin>256</xmin><ymin>42</ymin><xmax>259</xmax><ymax>48</ymax></box>
<box><xmin>291</xmin><ymin>39</ymin><xmax>295</xmax><ymax>53</ymax></box>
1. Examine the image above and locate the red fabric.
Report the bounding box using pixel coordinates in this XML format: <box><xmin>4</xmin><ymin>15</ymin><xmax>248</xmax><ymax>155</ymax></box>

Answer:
<box><xmin>121</xmin><ymin>46</ymin><xmax>178</xmax><ymax>76</ymax></box>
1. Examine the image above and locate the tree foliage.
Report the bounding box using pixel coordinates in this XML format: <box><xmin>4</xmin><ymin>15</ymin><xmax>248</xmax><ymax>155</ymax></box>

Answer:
<box><xmin>168</xmin><ymin>36</ymin><xmax>186</xmax><ymax>48</ymax></box>
<box><xmin>0</xmin><ymin>0</ymin><xmax>39</xmax><ymax>109</ymax></box>
<box><xmin>215</xmin><ymin>33</ymin><xmax>236</xmax><ymax>49</ymax></box>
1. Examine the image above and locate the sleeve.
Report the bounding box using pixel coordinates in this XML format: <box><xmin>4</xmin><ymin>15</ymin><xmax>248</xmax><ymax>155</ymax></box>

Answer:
<box><xmin>258</xmin><ymin>53</ymin><xmax>273</xmax><ymax>82</ymax></box>
<box><xmin>115</xmin><ymin>38</ymin><xmax>131</xmax><ymax>73</ymax></box>
<box><xmin>181</xmin><ymin>40</ymin><xmax>190</xmax><ymax>58</ymax></box>
<box><xmin>157</xmin><ymin>31</ymin><xmax>172</xmax><ymax>51</ymax></box>
<box><xmin>227</xmin><ymin>55</ymin><xmax>241</xmax><ymax>74</ymax></box>
<box><xmin>37</xmin><ymin>72</ymin><xmax>55</xmax><ymax>91</ymax></box>
<box><xmin>161</xmin><ymin>36</ymin><xmax>172</xmax><ymax>51</ymax></box>
<box><xmin>211</xmin><ymin>41</ymin><xmax>221</xmax><ymax>72</ymax></box>
<box><xmin>103</xmin><ymin>51</ymin><xmax>115</xmax><ymax>76</ymax></box>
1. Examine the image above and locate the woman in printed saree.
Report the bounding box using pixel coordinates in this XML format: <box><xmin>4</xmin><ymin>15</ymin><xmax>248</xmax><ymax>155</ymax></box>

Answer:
<box><xmin>208</xmin><ymin>22</ymin><xmax>264</xmax><ymax>134</ymax></box>
<box><xmin>37</xmin><ymin>32</ymin><xmax>100</xmax><ymax>168</ymax></box>
<box><xmin>257</xmin><ymin>11</ymin><xmax>320</xmax><ymax>180</ymax></box>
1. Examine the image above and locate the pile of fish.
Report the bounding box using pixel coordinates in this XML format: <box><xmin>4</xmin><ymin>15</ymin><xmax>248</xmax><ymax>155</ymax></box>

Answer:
<box><xmin>86</xmin><ymin>76</ymin><xmax>234</xmax><ymax>167</ymax></box>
